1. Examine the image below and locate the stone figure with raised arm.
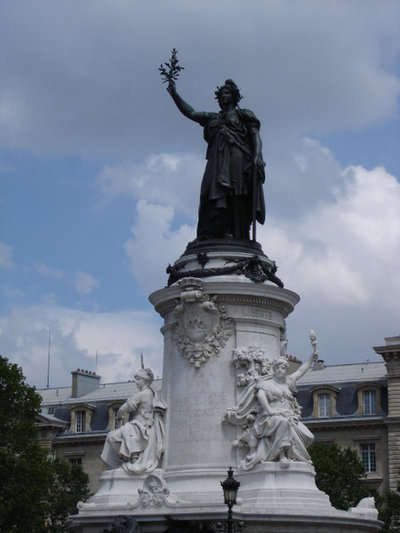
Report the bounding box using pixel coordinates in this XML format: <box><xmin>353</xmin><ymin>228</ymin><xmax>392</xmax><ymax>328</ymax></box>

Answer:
<box><xmin>224</xmin><ymin>332</ymin><xmax>319</xmax><ymax>469</ymax></box>
<box><xmin>161</xmin><ymin>50</ymin><xmax>266</xmax><ymax>241</ymax></box>
<box><xmin>101</xmin><ymin>368</ymin><xmax>166</xmax><ymax>474</ymax></box>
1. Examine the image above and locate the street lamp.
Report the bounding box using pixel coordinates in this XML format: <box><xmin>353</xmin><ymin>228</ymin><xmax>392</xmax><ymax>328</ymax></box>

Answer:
<box><xmin>219</xmin><ymin>467</ymin><xmax>243</xmax><ymax>533</ymax></box>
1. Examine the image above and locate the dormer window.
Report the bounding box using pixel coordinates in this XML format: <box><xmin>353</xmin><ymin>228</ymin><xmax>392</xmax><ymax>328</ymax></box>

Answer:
<box><xmin>363</xmin><ymin>391</ymin><xmax>376</xmax><ymax>415</ymax></box>
<box><xmin>69</xmin><ymin>404</ymin><xmax>94</xmax><ymax>434</ymax></box>
<box><xmin>318</xmin><ymin>393</ymin><xmax>331</xmax><ymax>418</ymax></box>
<box><xmin>75</xmin><ymin>410</ymin><xmax>86</xmax><ymax>433</ymax></box>
<box><xmin>310</xmin><ymin>386</ymin><xmax>339</xmax><ymax>418</ymax></box>
<box><xmin>356</xmin><ymin>384</ymin><xmax>381</xmax><ymax>415</ymax></box>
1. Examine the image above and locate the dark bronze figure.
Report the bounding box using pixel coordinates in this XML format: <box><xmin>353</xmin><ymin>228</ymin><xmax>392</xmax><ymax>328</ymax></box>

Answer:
<box><xmin>162</xmin><ymin>53</ymin><xmax>266</xmax><ymax>241</ymax></box>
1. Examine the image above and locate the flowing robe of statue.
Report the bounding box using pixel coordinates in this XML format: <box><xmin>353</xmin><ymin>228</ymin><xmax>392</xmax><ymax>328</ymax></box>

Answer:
<box><xmin>167</xmin><ymin>78</ymin><xmax>266</xmax><ymax>241</ymax></box>
<box><xmin>101</xmin><ymin>369</ymin><xmax>166</xmax><ymax>474</ymax></box>
<box><xmin>242</xmin><ymin>376</ymin><xmax>313</xmax><ymax>468</ymax></box>
<box><xmin>224</xmin><ymin>351</ymin><xmax>318</xmax><ymax>468</ymax></box>
<box><xmin>196</xmin><ymin>108</ymin><xmax>265</xmax><ymax>240</ymax></box>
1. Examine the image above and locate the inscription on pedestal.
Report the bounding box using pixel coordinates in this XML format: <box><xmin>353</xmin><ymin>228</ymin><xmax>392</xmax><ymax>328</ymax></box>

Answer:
<box><xmin>172</xmin><ymin>390</ymin><xmax>227</xmax><ymax>441</ymax></box>
<box><xmin>242</xmin><ymin>306</ymin><xmax>273</xmax><ymax>320</ymax></box>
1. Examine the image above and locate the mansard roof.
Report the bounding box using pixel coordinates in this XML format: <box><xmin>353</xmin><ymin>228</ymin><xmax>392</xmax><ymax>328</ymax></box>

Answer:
<box><xmin>38</xmin><ymin>379</ymin><xmax>162</xmax><ymax>407</ymax></box>
<box><xmin>297</xmin><ymin>361</ymin><xmax>386</xmax><ymax>386</ymax></box>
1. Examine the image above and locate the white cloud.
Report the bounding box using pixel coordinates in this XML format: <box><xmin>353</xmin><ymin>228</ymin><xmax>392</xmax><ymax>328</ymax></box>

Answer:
<box><xmin>124</xmin><ymin>200</ymin><xmax>195</xmax><ymax>293</ymax></box>
<box><xmin>0</xmin><ymin>305</ymin><xmax>163</xmax><ymax>387</ymax></box>
<box><xmin>74</xmin><ymin>271</ymin><xmax>100</xmax><ymax>295</ymax></box>
<box><xmin>117</xmin><ymin>143</ymin><xmax>400</xmax><ymax>367</ymax></box>
<box><xmin>0</xmin><ymin>1</ymin><xmax>398</xmax><ymax>156</ymax></box>
<box><xmin>0</xmin><ymin>243</ymin><xmax>13</xmax><ymax>269</ymax></box>
<box><xmin>262</xmin><ymin>164</ymin><xmax>400</xmax><ymax>307</ymax></box>
<box><xmin>257</xmin><ymin>161</ymin><xmax>400</xmax><ymax>361</ymax></box>
<box><xmin>120</xmin><ymin>143</ymin><xmax>400</xmax><ymax>312</ymax></box>
<box><xmin>99</xmin><ymin>153</ymin><xmax>203</xmax><ymax>217</ymax></box>
<box><xmin>36</xmin><ymin>262</ymin><xmax>64</xmax><ymax>278</ymax></box>
<box><xmin>1</xmin><ymin>160</ymin><xmax>398</xmax><ymax>388</ymax></box>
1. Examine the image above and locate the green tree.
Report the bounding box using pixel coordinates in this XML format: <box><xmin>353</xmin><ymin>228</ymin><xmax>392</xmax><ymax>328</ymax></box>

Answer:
<box><xmin>46</xmin><ymin>459</ymin><xmax>90</xmax><ymax>532</ymax></box>
<box><xmin>308</xmin><ymin>441</ymin><xmax>369</xmax><ymax>510</ymax></box>
<box><xmin>375</xmin><ymin>478</ymin><xmax>400</xmax><ymax>533</ymax></box>
<box><xmin>0</xmin><ymin>355</ymin><xmax>89</xmax><ymax>532</ymax></box>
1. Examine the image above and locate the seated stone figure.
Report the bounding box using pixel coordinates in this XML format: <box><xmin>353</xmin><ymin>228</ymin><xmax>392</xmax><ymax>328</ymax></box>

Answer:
<box><xmin>101</xmin><ymin>368</ymin><xmax>166</xmax><ymax>474</ymax></box>
<box><xmin>224</xmin><ymin>349</ymin><xmax>318</xmax><ymax>469</ymax></box>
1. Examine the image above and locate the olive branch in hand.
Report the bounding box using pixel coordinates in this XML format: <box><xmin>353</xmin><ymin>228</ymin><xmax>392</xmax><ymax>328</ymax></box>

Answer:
<box><xmin>159</xmin><ymin>48</ymin><xmax>184</xmax><ymax>84</ymax></box>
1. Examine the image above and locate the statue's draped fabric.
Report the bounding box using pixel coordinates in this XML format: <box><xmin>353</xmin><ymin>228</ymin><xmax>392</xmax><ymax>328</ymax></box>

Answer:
<box><xmin>101</xmin><ymin>394</ymin><xmax>165</xmax><ymax>474</ymax></box>
<box><xmin>197</xmin><ymin>108</ymin><xmax>265</xmax><ymax>240</ymax></box>
<box><xmin>226</xmin><ymin>375</ymin><xmax>313</xmax><ymax>469</ymax></box>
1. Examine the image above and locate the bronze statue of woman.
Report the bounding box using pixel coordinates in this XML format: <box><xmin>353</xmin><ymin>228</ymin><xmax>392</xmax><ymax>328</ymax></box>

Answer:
<box><xmin>167</xmin><ymin>78</ymin><xmax>266</xmax><ymax>241</ymax></box>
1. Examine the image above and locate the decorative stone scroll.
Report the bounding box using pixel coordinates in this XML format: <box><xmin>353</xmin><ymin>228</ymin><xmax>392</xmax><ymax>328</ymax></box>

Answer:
<box><xmin>173</xmin><ymin>278</ymin><xmax>232</xmax><ymax>368</ymax></box>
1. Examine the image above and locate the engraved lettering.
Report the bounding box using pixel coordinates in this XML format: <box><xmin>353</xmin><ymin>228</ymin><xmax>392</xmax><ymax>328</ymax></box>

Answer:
<box><xmin>242</xmin><ymin>306</ymin><xmax>272</xmax><ymax>320</ymax></box>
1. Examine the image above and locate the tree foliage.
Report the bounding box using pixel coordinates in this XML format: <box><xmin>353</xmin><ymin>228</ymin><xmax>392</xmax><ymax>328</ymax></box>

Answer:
<box><xmin>0</xmin><ymin>355</ymin><xmax>41</xmax><ymax>449</ymax></box>
<box><xmin>308</xmin><ymin>441</ymin><xmax>368</xmax><ymax>510</ymax></box>
<box><xmin>0</xmin><ymin>355</ymin><xmax>89</xmax><ymax>532</ymax></box>
<box><xmin>375</xmin><ymin>478</ymin><xmax>400</xmax><ymax>533</ymax></box>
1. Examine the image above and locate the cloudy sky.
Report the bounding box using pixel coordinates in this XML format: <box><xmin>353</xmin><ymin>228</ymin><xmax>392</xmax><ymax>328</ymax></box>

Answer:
<box><xmin>1</xmin><ymin>0</ymin><xmax>399</xmax><ymax>389</ymax></box>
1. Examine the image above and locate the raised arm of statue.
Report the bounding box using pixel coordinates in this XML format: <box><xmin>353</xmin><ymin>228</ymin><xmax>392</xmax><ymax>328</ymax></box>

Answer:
<box><xmin>167</xmin><ymin>81</ymin><xmax>206</xmax><ymax>124</ymax></box>
<box><xmin>291</xmin><ymin>348</ymin><xmax>318</xmax><ymax>382</ymax></box>
<box><xmin>291</xmin><ymin>331</ymin><xmax>319</xmax><ymax>381</ymax></box>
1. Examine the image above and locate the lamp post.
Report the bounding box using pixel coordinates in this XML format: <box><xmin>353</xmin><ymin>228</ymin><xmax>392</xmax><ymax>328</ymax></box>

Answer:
<box><xmin>220</xmin><ymin>467</ymin><xmax>242</xmax><ymax>533</ymax></box>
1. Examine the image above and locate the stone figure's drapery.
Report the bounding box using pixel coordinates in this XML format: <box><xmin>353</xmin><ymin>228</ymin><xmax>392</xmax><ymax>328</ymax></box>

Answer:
<box><xmin>241</xmin><ymin>376</ymin><xmax>313</xmax><ymax>468</ymax></box>
<box><xmin>224</xmin><ymin>351</ymin><xmax>318</xmax><ymax>469</ymax></box>
<box><xmin>101</xmin><ymin>369</ymin><xmax>166</xmax><ymax>474</ymax></box>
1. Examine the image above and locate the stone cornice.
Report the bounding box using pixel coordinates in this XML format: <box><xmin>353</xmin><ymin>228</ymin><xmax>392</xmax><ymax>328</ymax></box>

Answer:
<box><xmin>304</xmin><ymin>416</ymin><xmax>386</xmax><ymax>431</ymax></box>
<box><xmin>54</xmin><ymin>432</ymin><xmax>107</xmax><ymax>444</ymax></box>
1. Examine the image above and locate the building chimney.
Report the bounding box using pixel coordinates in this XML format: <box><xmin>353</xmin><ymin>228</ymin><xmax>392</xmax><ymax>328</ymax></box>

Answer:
<box><xmin>71</xmin><ymin>369</ymin><xmax>101</xmax><ymax>398</ymax></box>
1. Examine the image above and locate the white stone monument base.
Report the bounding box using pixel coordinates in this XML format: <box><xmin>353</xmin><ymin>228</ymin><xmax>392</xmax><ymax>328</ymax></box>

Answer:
<box><xmin>70</xmin><ymin>464</ymin><xmax>381</xmax><ymax>532</ymax></box>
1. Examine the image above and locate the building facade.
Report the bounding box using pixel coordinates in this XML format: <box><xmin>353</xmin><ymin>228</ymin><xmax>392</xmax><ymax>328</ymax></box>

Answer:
<box><xmin>37</xmin><ymin>335</ymin><xmax>400</xmax><ymax>495</ymax></box>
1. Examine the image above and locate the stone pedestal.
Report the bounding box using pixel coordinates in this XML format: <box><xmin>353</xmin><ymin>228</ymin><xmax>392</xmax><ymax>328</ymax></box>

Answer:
<box><xmin>150</xmin><ymin>263</ymin><xmax>298</xmax><ymax>499</ymax></box>
<box><xmin>69</xmin><ymin>244</ymin><xmax>382</xmax><ymax>532</ymax></box>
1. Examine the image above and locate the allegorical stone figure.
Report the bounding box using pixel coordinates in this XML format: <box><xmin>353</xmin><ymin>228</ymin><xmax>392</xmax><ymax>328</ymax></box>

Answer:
<box><xmin>224</xmin><ymin>347</ymin><xmax>318</xmax><ymax>469</ymax></box>
<box><xmin>101</xmin><ymin>368</ymin><xmax>166</xmax><ymax>474</ymax></box>
<box><xmin>167</xmin><ymin>78</ymin><xmax>266</xmax><ymax>241</ymax></box>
